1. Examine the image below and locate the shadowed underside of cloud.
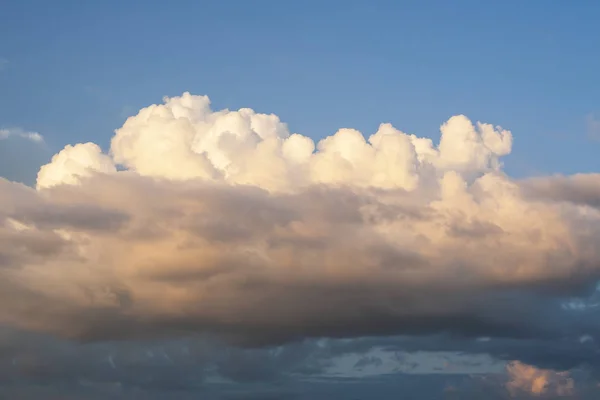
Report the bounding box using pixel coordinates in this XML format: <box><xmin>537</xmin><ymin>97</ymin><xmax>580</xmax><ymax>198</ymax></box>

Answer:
<box><xmin>3</xmin><ymin>173</ymin><xmax>599</xmax><ymax>346</ymax></box>
<box><xmin>2</xmin><ymin>93</ymin><xmax>600</xmax><ymax>396</ymax></box>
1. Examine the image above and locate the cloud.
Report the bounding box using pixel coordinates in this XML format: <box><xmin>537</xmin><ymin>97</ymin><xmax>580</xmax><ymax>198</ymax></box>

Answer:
<box><xmin>0</xmin><ymin>128</ymin><xmax>44</xmax><ymax>143</ymax></box>
<box><xmin>62</xmin><ymin>92</ymin><xmax>512</xmax><ymax>191</ymax></box>
<box><xmin>521</xmin><ymin>173</ymin><xmax>600</xmax><ymax>209</ymax></box>
<box><xmin>506</xmin><ymin>361</ymin><xmax>574</xmax><ymax>397</ymax></box>
<box><xmin>0</xmin><ymin>327</ymin><xmax>474</xmax><ymax>397</ymax></box>
<box><xmin>0</xmin><ymin>323</ymin><xmax>599</xmax><ymax>398</ymax></box>
<box><xmin>0</xmin><ymin>326</ymin><xmax>519</xmax><ymax>399</ymax></box>
<box><xmin>0</xmin><ymin>58</ymin><xmax>7</xmax><ymax>71</ymax></box>
<box><xmin>36</xmin><ymin>143</ymin><xmax>115</xmax><ymax>189</ymax></box>
<box><xmin>1</xmin><ymin>93</ymin><xmax>600</xmax><ymax>357</ymax></box>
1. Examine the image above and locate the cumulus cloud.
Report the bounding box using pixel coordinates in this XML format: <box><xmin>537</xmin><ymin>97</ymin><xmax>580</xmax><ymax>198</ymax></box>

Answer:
<box><xmin>36</xmin><ymin>143</ymin><xmax>116</xmax><ymax>189</ymax></box>
<box><xmin>1</xmin><ymin>93</ymin><xmax>600</xmax><ymax>353</ymax></box>
<box><xmin>96</xmin><ymin>92</ymin><xmax>512</xmax><ymax>191</ymax></box>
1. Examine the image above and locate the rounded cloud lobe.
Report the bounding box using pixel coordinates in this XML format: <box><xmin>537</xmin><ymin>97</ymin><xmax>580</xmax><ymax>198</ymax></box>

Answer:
<box><xmin>37</xmin><ymin>143</ymin><xmax>116</xmax><ymax>189</ymax></box>
<box><xmin>2</xmin><ymin>93</ymin><xmax>600</xmax><ymax>350</ymax></box>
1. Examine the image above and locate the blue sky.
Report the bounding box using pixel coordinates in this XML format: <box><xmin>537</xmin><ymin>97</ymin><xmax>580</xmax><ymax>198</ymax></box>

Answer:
<box><xmin>1</xmin><ymin>0</ymin><xmax>600</xmax><ymax>184</ymax></box>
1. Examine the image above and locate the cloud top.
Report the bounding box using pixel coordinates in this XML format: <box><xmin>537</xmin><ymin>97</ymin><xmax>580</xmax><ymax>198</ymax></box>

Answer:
<box><xmin>38</xmin><ymin>92</ymin><xmax>513</xmax><ymax>192</ymax></box>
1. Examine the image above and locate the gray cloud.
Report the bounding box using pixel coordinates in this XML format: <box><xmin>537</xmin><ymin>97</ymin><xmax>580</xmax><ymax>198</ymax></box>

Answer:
<box><xmin>0</xmin><ymin>333</ymin><xmax>597</xmax><ymax>399</ymax></box>
<box><xmin>0</xmin><ymin>173</ymin><xmax>599</xmax><ymax>351</ymax></box>
<box><xmin>521</xmin><ymin>173</ymin><xmax>600</xmax><ymax>209</ymax></box>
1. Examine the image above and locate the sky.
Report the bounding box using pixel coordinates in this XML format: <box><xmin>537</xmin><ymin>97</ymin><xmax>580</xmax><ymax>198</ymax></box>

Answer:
<box><xmin>2</xmin><ymin>0</ymin><xmax>600</xmax><ymax>398</ymax></box>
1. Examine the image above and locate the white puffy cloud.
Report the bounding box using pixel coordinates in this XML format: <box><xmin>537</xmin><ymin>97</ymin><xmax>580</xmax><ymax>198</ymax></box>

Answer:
<box><xmin>36</xmin><ymin>143</ymin><xmax>116</xmax><ymax>189</ymax></box>
<box><xmin>1</xmin><ymin>92</ymin><xmax>599</xmax><ymax>348</ymax></box>
<box><xmin>35</xmin><ymin>92</ymin><xmax>512</xmax><ymax>192</ymax></box>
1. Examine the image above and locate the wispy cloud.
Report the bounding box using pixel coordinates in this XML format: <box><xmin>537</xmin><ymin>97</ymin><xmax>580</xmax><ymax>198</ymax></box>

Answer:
<box><xmin>0</xmin><ymin>128</ymin><xmax>44</xmax><ymax>143</ymax></box>
<box><xmin>0</xmin><ymin>58</ymin><xmax>8</xmax><ymax>71</ymax></box>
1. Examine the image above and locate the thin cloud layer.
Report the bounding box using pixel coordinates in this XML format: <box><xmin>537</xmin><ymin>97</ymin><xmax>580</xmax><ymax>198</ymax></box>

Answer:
<box><xmin>0</xmin><ymin>128</ymin><xmax>43</xmax><ymax>143</ymax></box>
<box><xmin>1</xmin><ymin>93</ymin><xmax>600</xmax><ymax>349</ymax></box>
